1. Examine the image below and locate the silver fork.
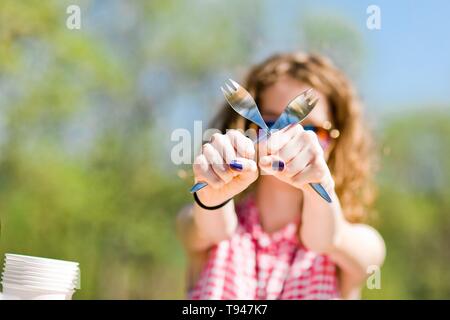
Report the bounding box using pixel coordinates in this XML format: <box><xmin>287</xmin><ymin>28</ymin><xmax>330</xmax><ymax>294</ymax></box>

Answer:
<box><xmin>221</xmin><ymin>79</ymin><xmax>270</xmax><ymax>134</ymax></box>
<box><xmin>190</xmin><ymin>79</ymin><xmax>268</xmax><ymax>193</ymax></box>
<box><xmin>190</xmin><ymin>80</ymin><xmax>332</xmax><ymax>203</ymax></box>
<box><xmin>267</xmin><ymin>89</ymin><xmax>331</xmax><ymax>203</ymax></box>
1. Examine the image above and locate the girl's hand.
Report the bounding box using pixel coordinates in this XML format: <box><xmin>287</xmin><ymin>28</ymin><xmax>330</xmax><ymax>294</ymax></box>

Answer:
<box><xmin>193</xmin><ymin>130</ymin><xmax>258</xmax><ymax>206</ymax></box>
<box><xmin>258</xmin><ymin>124</ymin><xmax>335</xmax><ymax>197</ymax></box>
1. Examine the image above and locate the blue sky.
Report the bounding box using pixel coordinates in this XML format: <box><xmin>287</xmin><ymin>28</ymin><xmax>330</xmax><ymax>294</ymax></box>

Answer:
<box><xmin>166</xmin><ymin>0</ymin><xmax>450</xmax><ymax>135</ymax></box>
<box><xmin>79</xmin><ymin>0</ymin><xmax>450</xmax><ymax>151</ymax></box>
<box><xmin>260</xmin><ymin>0</ymin><xmax>450</xmax><ymax>118</ymax></box>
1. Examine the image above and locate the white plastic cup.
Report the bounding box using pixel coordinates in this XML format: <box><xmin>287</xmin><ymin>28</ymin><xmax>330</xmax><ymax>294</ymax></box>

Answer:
<box><xmin>1</xmin><ymin>277</ymin><xmax>76</xmax><ymax>290</ymax></box>
<box><xmin>1</xmin><ymin>254</ymin><xmax>80</xmax><ymax>299</ymax></box>
<box><xmin>2</xmin><ymin>273</ymin><xmax>77</xmax><ymax>285</ymax></box>
<box><xmin>5</xmin><ymin>254</ymin><xmax>79</xmax><ymax>267</ymax></box>
<box><xmin>3</xmin><ymin>265</ymin><xmax>80</xmax><ymax>279</ymax></box>
<box><xmin>2</xmin><ymin>269</ymin><xmax>78</xmax><ymax>282</ymax></box>
<box><xmin>3</xmin><ymin>261</ymin><xmax>80</xmax><ymax>282</ymax></box>
<box><xmin>2</xmin><ymin>283</ymin><xmax>74</xmax><ymax>300</ymax></box>
<box><xmin>33</xmin><ymin>293</ymin><xmax>72</xmax><ymax>300</ymax></box>
<box><xmin>3</xmin><ymin>265</ymin><xmax>80</xmax><ymax>286</ymax></box>
<box><xmin>4</xmin><ymin>259</ymin><xmax>79</xmax><ymax>272</ymax></box>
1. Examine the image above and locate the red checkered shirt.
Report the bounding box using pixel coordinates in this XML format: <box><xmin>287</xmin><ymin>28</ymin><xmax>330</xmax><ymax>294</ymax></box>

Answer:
<box><xmin>188</xmin><ymin>195</ymin><xmax>340</xmax><ymax>300</ymax></box>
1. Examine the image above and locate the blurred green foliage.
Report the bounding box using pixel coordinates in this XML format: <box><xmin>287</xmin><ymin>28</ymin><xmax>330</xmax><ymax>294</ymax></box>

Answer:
<box><xmin>363</xmin><ymin>112</ymin><xmax>450</xmax><ymax>299</ymax></box>
<box><xmin>0</xmin><ymin>0</ymin><xmax>449</xmax><ymax>299</ymax></box>
<box><xmin>0</xmin><ymin>0</ymin><xmax>260</xmax><ymax>299</ymax></box>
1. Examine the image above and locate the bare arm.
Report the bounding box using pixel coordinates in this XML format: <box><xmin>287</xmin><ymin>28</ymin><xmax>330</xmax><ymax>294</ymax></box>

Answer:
<box><xmin>258</xmin><ymin>124</ymin><xmax>385</xmax><ymax>296</ymax></box>
<box><xmin>301</xmin><ymin>187</ymin><xmax>386</xmax><ymax>295</ymax></box>
<box><xmin>177</xmin><ymin>130</ymin><xmax>258</xmax><ymax>253</ymax></box>
<box><xmin>176</xmin><ymin>200</ymin><xmax>237</xmax><ymax>252</ymax></box>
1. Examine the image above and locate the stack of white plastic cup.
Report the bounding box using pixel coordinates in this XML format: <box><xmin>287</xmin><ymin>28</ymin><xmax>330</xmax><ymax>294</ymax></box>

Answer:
<box><xmin>1</xmin><ymin>254</ymin><xmax>80</xmax><ymax>300</ymax></box>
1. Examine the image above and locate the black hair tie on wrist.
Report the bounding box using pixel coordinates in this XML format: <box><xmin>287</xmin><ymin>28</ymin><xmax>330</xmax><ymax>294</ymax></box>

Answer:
<box><xmin>193</xmin><ymin>192</ymin><xmax>232</xmax><ymax>210</ymax></box>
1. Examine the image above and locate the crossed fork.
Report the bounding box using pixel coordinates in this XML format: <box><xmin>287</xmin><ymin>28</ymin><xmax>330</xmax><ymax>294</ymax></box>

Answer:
<box><xmin>190</xmin><ymin>79</ymin><xmax>331</xmax><ymax>203</ymax></box>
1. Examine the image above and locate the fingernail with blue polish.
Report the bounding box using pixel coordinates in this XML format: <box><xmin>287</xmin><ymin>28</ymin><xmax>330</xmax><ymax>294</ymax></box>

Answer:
<box><xmin>230</xmin><ymin>160</ymin><xmax>243</xmax><ymax>171</ymax></box>
<box><xmin>272</xmin><ymin>160</ymin><xmax>285</xmax><ymax>171</ymax></box>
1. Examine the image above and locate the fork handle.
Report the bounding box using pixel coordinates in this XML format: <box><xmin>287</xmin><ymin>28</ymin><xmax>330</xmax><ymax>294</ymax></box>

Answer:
<box><xmin>190</xmin><ymin>181</ymin><xmax>208</xmax><ymax>193</ymax></box>
<box><xmin>309</xmin><ymin>183</ymin><xmax>332</xmax><ymax>203</ymax></box>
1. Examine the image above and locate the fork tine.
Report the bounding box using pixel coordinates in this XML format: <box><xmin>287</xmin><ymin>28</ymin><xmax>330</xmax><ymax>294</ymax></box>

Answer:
<box><xmin>221</xmin><ymin>86</ymin><xmax>230</xmax><ymax>97</ymax></box>
<box><xmin>292</xmin><ymin>95</ymin><xmax>303</xmax><ymax>106</ymax></box>
<box><xmin>226</xmin><ymin>83</ymin><xmax>235</xmax><ymax>94</ymax></box>
<box><xmin>308</xmin><ymin>97</ymin><xmax>319</xmax><ymax>107</ymax></box>
<box><xmin>304</xmin><ymin>89</ymin><xmax>313</xmax><ymax>101</ymax></box>
<box><xmin>305</xmin><ymin>88</ymin><xmax>315</xmax><ymax>99</ymax></box>
<box><xmin>304</xmin><ymin>89</ymin><xmax>316</xmax><ymax>105</ymax></box>
<box><xmin>229</xmin><ymin>79</ymin><xmax>239</xmax><ymax>90</ymax></box>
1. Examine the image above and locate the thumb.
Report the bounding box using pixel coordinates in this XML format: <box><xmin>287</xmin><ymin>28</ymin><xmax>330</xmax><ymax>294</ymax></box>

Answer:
<box><xmin>229</xmin><ymin>157</ymin><xmax>258</xmax><ymax>174</ymax></box>
<box><xmin>258</xmin><ymin>155</ymin><xmax>285</xmax><ymax>175</ymax></box>
<box><xmin>229</xmin><ymin>157</ymin><xmax>258</xmax><ymax>188</ymax></box>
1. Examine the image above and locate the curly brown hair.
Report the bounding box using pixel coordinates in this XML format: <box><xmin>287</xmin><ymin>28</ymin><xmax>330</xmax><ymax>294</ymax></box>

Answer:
<box><xmin>212</xmin><ymin>52</ymin><xmax>376</xmax><ymax>223</ymax></box>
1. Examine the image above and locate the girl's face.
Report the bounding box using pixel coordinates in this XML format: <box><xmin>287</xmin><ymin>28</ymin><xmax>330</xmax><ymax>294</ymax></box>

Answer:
<box><xmin>259</xmin><ymin>75</ymin><xmax>334</xmax><ymax>158</ymax></box>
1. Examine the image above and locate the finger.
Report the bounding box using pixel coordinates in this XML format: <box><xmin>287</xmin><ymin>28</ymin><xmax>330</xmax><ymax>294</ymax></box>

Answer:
<box><xmin>193</xmin><ymin>154</ymin><xmax>224</xmax><ymax>189</ymax></box>
<box><xmin>226</xmin><ymin>129</ymin><xmax>255</xmax><ymax>159</ymax></box>
<box><xmin>284</xmin><ymin>147</ymin><xmax>313</xmax><ymax>177</ymax></box>
<box><xmin>230</xmin><ymin>157</ymin><xmax>258</xmax><ymax>187</ymax></box>
<box><xmin>260</xmin><ymin>124</ymin><xmax>304</xmax><ymax>156</ymax></box>
<box><xmin>302</xmin><ymin>130</ymin><xmax>323</xmax><ymax>156</ymax></box>
<box><xmin>258</xmin><ymin>155</ymin><xmax>286</xmax><ymax>176</ymax></box>
<box><xmin>229</xmin><ymin>157</ymin><xmax>257</xmax><ymax>173</ymax></box>
<box><xmin>291</xmin><ymin>157</ymin><xmax>328</xmax><ymax>187</ymax></box>
<box><xmin>210</xmin><ymin>133</ymin><xmax>237</xmax><ymax>164</ymax></box>
<box><xmin>211</xmin><ymin>133</ymin><xmax>239</xmax><ymax>177</ymax></box>
<box><xmin>277</xmin><ymin>130</ymin><xmax>306</xmax><ymax>162</ymax></box>
<box><xmin>202</xmin><ymin>144</ymin><xmax>233</xmax><ymax>184</ymax></box>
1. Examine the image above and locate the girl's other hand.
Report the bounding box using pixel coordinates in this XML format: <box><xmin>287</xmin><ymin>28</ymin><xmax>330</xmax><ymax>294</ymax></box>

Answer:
<box><xmin>193</xmin><ymin>130</ymin><xmax>258</xmax><ymax>206</ymax></box>
<box><xmin>258</xmin><ymin>124</ymin><xmax>335</xmax><ymax>196</ymax></box>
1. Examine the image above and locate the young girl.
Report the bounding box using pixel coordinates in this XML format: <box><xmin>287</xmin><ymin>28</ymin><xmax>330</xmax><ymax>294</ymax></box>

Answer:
<box><xmin>177</xmin><ymin>52</ymin><xmax>385</xmax><ymax>299</ymax></box>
